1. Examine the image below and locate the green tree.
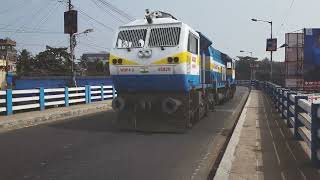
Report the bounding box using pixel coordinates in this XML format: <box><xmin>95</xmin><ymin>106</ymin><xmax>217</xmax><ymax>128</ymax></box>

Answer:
<box><xmin>33</xmin><ymin>46</ymin><xmax>72</xmax><ymax>76</ymax></box>
<box><xmin>16</xmin><ymin>49</ymin><xmax>34</xmax><ymax>76</ymax></box>
<box><xmin>235</xmin><ymin>56</ymin><xmax>258</xmax><ymax>80</ymax></box>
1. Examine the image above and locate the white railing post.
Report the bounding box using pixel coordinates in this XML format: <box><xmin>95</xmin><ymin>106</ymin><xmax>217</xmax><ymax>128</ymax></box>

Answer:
<box><xmin>311</xmin><ymin>102</ymin><xmax>320</xmax><ymax>167</ymax></box>
<box><xmin>294</xmin><ymin>95</ymin><xmax>308</xmax><ymax>138</ymax></box>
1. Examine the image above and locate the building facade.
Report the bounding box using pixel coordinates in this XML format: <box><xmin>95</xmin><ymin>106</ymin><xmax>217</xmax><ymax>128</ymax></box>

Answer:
<box><xmin>0</xmin><ymin>38</ymin><xmax>17</xmax><ymax>89</ymax></box>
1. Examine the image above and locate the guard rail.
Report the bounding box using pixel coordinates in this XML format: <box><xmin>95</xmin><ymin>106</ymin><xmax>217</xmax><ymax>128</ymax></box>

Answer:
<box><xmin>0</xmin><ymin>85</ymin><xmax>116</xmax><ymax>116</ymax></box>
<box><xmin>264</xmin><ymin>82</ymin><xmax>320</xmax><ymax>167</ymax></box>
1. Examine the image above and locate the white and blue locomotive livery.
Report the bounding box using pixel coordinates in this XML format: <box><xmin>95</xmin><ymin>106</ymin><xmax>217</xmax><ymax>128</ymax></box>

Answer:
<box><xmin>110</xmin><ymin>10</ymin><xmax>236</xmax><ymax>131</ymax></box>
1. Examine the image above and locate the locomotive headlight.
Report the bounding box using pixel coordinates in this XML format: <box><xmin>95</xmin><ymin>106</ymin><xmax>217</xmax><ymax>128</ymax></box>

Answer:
<box><xmin>118</xmin><ymin>59</ymin><xmax>123</xmax><ymax>64</ymax></box>
<box><xmin>167</xmin><ymin>57</ymin><xmax>173</xmax><ymax>63</ymax></box>
<box><xmin>174</xmin><ymin>57</ymin><xmax>179</xmax><ymax>63</ymax></box>
<box><xmin>144</xmin><ymin>50</ymin><xmax>152</xmax><ymax>57</ymax></box>
<box><xmin>138</xmin><ymin>50</ymin><xmax>144</xmax><ymax>58</ymax></box>
<box><xmin>112</xmin><ymin>59</ymin><xmax>117</xmax><ymax>64</ymax></box>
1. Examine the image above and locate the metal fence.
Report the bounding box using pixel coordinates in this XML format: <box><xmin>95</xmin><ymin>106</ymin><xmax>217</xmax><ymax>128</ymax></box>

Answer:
<box><xmin>236</xmin><ymin>80</ymin><xmax>259</xmax><ymax>87</ymax></box>
<box><xmin>264</xmin><ymin>82</ymin><xmax>320</xmax><ymax>167</ymax></box>
<box><xmin>0</xmin><ymin>85</ymin><xmax>116</xmax><ymax>116</ymax></box>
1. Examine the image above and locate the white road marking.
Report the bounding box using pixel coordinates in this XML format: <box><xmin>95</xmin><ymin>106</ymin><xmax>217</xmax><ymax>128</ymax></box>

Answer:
<box><xmin>273</xmin><ymin>141</ymin><xmax>281</xmax><ymax>165</ymax></box>
<box><xmin>279</xmin><ymin>128</ymin><xmax>285</xmax><ymax>138</ymax></box>
<box><xmin>265</xmin><ymin>113</ymin><xmax>274</xmax><ymax>139</ymax></box>
<box><xmin>274</xmin><ymin>118</ymin><xmax>279</xmax><ymax>127</ymax></box>
<box><xmin>299</xmin><ymin>169</ymin><xmax>307</xmax><ymax>180</ymax></box>
<box><xmin>281</xmin><ymin>171</ymin><xmax>287</xmax><ymax>180</ymax></box>
<box><xmin>285</xmin><ymin>142</ymin><xmax>297</xmax><ymax>161</ymax></box>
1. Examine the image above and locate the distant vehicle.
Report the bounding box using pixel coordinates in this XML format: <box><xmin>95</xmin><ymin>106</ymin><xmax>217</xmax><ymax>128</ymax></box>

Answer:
<box><xmin>109</xmin><ymin>10</ymin><xmax>236</xmax><ymax>132</ymax></box>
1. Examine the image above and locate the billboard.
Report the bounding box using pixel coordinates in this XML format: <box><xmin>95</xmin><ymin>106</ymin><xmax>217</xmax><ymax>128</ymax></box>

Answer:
<box><xmin>285</xmin><ymin>33</ymin><xmax>304</xmax><ymax>89</ymax></box>
<box><xmin>304</xmin><ymin>28</ymin><xmax>320</xmax><ymax>90</ymax></box>
<box><xmin>266</xmin><ymin>38</ymin><xmax>277</xmax><ymax>51</ymax></box>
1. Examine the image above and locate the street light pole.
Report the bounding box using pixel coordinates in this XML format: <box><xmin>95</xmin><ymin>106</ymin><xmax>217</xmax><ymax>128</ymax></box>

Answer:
<box><xmin>270</xmin><ymin>21</ymin><xmax>273</xmax><ymax>82</ymax></box>
<box><xmin>240</xmin><ymin>50</ymin><xmax>254</xmax><ymax>81</ymax></box>
<box><xmin>70</xmin><ymin>29</ymin><xmax>94</xmax><ymax>86</ymax></box>
<box><xmin>251</xmin><ymin>18</ymin><xmax>273</xmax><ymax>81</ymax></box>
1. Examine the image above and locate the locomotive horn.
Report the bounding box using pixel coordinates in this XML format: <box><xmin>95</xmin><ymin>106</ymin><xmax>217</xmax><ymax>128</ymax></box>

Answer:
<box><xmin>145</xmin><ymin>9</ymin><xmax>153</xmax><ymax>24</ymax></box>
<box><xmin>162</xmin><ymin>98</ymin><xmax>182</xmax><ymax>114</ymax></box>
<box><xmin>112</xmin><ymin>97</ymin><xmax>126</xmax><ymax>112</ymax></box>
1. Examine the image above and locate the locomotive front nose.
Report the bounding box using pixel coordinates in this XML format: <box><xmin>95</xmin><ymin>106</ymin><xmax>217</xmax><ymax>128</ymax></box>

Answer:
<box><xmin>112</xmin><ymin>97</ymin><xmax>126</xmax><ymax>112</ymax></box>
<box><xmin>138</xmin><ymin>99</ymin><xmax>152</xmax><ymax>111</ymax></box>
<box><xmin>162</xmin><ymin>98</ymin><xmax>182</xmax><ymax>114</ymax></box>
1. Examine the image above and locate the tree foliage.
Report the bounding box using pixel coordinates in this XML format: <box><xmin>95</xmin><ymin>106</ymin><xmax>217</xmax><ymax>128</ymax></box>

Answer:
<box><xmin>16</xmin><ymin>46</ymin><xmax>73</xmax><ymax>76</ymax></box>
<box><xmin>235</xmin><ymin>56</ymin><xmax>285</xmax><ymax>85</ymax></box>
<box><xmin>16</xmin><ymin>49</ymin><xmax>34</xmax><ymax>76</ymax></box>
<box><xmin>235</xmin><ymin>56</ymin><xmax>258</xmax><ymax>80</ymax></box>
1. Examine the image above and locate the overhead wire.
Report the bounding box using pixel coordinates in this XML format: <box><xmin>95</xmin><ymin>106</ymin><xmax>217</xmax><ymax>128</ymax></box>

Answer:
<box><xmin>77</xmin><ymin>8</ymin><xmax>115</xmax><ymax>31</ymax></box>
<box><xmin>277</xmin><ymin>0</ymin><xmax>296</xmax><ymax>36</ymax></box>
<box><xmin>90</xmin><ymin>0</ymin><xmax>127</xmax><ymax>24</ymax></box>
<box><xmin>0</xmin><ymin>0</ymin><xmax>27</xmax><ymax>15</ymax></box>
<box><xmin>0</xmin><ymin>29</ymin><xmax>63</xmax><ymax>34</ymax></box>
<box><xmin>95</xmin><ymin>0</ymin><xmax>134</xmax><ymax>21</ymax></box>
<box><xmin>10</xmin><ymin>0</ymin><xmax>55</xmax><ymax>33</ymax></box>
<box><xmin>33</xmin><ymin>1</ymin><xmax>63</xmax><ymax>30</ymax></box>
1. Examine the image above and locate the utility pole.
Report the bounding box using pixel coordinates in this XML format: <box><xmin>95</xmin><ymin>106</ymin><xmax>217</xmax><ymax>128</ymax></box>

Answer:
<box><xmin>270</xmin><ymin>21</ymin><xmax>273</xmax><ymax>82</ymax></box>
<box><xmin>68</xmin><ymin>0</ymin><xmax>75</xmax><ymax>86</ymax></box>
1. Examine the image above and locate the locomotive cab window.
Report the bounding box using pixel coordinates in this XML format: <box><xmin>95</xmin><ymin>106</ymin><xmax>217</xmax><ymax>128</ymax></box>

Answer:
<box><xmin>188</xmin><ymin>33</ymin><xmax>199</xmax><ymax>54</ymax></box>
<box><xmin>227</xmin><ymin>62</ymin><xmax>232</xmax><ymax>69</ymax></box>
<box><xmin>116</xmin><ymin>29</ymin><xmax>147</xmax><ymax>48</ymax></box>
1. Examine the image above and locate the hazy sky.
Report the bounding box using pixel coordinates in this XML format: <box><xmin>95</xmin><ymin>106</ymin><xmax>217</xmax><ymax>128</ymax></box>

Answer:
<box><xmin>1</xmin><ymin>0</ymin><xmax>319</xmax><ymax>61</ymax></box>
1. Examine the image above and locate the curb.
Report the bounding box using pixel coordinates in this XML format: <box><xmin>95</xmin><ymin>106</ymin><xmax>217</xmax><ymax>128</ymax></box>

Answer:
<box><xmin>0</xmin><ymin>101</ymin><xmax>112</xmax><ymax>132</ymax></box>
<box><xmin>192</xmin><ymin>87</ymin><xmax>251</xmax><ymax>180</ymax></box>
<box><xmin>213</xmin><ymin>91</ymin><xmax>252</xmax><ymax>180</ymax></box>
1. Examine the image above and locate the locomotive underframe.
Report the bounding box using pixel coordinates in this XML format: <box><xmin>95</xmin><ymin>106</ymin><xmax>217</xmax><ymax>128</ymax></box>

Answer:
<box><xmin>113</xmin><ymin>85</ymin><xmax>235</xmax><ymax>132</ymax></box>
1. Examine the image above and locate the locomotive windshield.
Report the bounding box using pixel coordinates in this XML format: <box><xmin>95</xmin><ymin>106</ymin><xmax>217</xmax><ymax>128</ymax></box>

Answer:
<box><xmin>148</xmin><ymin>27</ymin><xmax>181</xmax><ymax>47</ymax></box>
<box><xmin>116</xmin><ymin>29</ymin><xmax>147</xmax><ymax>48</ymax></box>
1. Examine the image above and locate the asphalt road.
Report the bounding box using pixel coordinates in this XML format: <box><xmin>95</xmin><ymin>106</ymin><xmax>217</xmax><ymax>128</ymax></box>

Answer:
<box><xmin>0</xmin><ymin>87</ymin><xmax>249</xmax><ymax>180</ymax></box>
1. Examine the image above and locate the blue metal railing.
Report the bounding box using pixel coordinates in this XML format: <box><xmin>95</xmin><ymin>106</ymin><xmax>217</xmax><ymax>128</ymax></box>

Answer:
<box><xmin>264</xmin><ymin>82</ymin><xmax>320</xmax><ymax>167</ymax></box>
<box><xmin>0</xmin><ymin>85</ymin><xmax>116</xmax><ymax>116</ymax></box>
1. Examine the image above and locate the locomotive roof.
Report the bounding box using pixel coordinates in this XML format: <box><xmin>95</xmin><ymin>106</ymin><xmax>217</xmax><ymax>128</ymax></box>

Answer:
<box><xmin>120</xmin><ymin>18</ymin><xmax>183</xmax><ymax>28</ymax></box>
<box><xmin>221</xmin><ymin>53</ymin><xmax>232</xmax><ymax>62</ymax></box>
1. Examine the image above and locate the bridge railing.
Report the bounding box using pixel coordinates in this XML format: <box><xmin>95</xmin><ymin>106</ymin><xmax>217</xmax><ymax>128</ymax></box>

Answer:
<box><xmin>0</xmin><ymin>85</ymin><xmax>116</xmax><ymax>116</ymax></box>
<box><xmin>236</xmin><ymin>80</ymin><xmax>259</xmax><ymax>87</ymax></box>
<box><xmin>264</xmin><ymin>82</ymin><xmax>320</xmax><ymax>167</ymax></box>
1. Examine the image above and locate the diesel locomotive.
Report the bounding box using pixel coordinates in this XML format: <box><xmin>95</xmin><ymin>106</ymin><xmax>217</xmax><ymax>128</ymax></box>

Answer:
<box><xmin>110</xmin><ymin>10</ymin><xmax>236</xmax><ymax>131</ymax></box>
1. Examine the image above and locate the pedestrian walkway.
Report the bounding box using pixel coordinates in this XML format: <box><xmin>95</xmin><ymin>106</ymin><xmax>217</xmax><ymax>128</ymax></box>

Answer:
<box><xmin>0</xmin><ymin>101</ymin><xmax>112</xmax><ymax>132</ymax></box>
<box><xmin>214</xmin><ymin>90</ymin><xmax>320</xmax><ymax>180</ymax></box>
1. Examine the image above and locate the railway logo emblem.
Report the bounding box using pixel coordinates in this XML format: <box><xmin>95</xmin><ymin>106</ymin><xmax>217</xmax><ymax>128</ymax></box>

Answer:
<box><xmin>140</xmin><ymin>66</ymin><xmax>149</xmax><ymax>73</ymax></box>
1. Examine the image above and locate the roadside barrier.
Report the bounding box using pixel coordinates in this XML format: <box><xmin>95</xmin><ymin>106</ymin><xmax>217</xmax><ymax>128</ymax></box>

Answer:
<box><xmin>265</xmin><ymin>82</ymin><xmax>320</xmax><ymax>167</ymax></box>
<box><xmin>236</xmin><ymin>80</ymin><xmax>259</xmax><ymax>87</ymax></box>
<box><xmin>0</xmin><ymin>85</ymin><xmax>116</xmax><ymax>116</ymax></box>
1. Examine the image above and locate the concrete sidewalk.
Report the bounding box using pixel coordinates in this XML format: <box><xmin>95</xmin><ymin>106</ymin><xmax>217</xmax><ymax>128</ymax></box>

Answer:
<box><xmin>214</xmin><ymin>90</ymin><xmax>320</xmax><ymax>180</ymax></box>
<box><xmin>0</xmin><ymin>101</ymin><xmax>112</xmax><ymax>132</ymax></box>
